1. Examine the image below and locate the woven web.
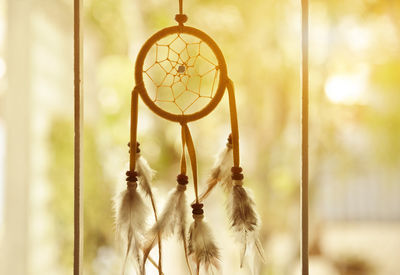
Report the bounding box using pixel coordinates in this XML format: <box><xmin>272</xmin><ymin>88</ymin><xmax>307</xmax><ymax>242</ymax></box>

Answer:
<box><xmin>143</xmin><ymin>33</ymin><xmax>220</xmax><ymax>115</ymax></box>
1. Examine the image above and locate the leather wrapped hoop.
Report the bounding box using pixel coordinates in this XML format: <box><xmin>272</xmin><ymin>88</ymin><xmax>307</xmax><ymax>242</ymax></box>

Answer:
<box><xmin>134</xmin><ymin>25</ymin><xmax>228</xmax><ymax>123</ymax></box>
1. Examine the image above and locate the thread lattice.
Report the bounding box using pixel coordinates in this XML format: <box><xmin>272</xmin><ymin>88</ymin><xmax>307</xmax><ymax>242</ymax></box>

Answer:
<box><xmin>143</xmin><ymin>33</ymin><xmax>220</xmax><ymax>115</ymax></box>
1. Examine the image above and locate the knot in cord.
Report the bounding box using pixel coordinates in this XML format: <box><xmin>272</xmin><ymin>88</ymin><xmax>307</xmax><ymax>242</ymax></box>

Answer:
<box><xmin>233</xmin><ymin>180</ymin><xmax>244</xmax><ymax>186</ymax></box>
<box><xmin>127</xmin><ymin>181</ymin><xmax>138</xmax><ymax>191</ymax></box>
<box><xmin>177</xmin><ymin>184</ymin><xmax>187</xmax><ymax>191</ymax></box>
<box><xmin>192</xmin><ymin>213</ymin><xmax>204</xmax><ymax>221</ymax></box>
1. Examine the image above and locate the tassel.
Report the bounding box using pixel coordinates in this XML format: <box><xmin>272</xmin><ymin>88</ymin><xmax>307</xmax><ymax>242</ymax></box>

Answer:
<box><xmin>143</xmin><ymin>174</ymin><xmax>192</xmax><ymax>275</ymax></box>
<box><xmin>198</xmin><ymin>135</ymin><xmax>233</xmax><ymax>202</ymax></box>
<box><xmin>114</xmin><ymin>174</ymin><xmax>148</xmax><ymax>275</ymax></box>
<box><xmin>230</xmin><ymin>167</ymin><xmax>265</xmax><ymax>268</ymax></box>
<box><xmin>188</xmin><ymin>204</ymin><xmax>220</xmax><ymax>274</ymax></box>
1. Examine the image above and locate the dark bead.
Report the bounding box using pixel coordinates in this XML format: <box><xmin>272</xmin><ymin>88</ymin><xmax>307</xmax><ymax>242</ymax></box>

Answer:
<box><xmin>231</xmin><ymin>166</ymin><xmax>244</xmax><ymax>180</ymax></box>
<box><xmin>126</xmin><ymin>171</ymin><xmax>138</xmax><ymax>182</ymax></box>
<box><xmin>231</xmin><ymin>166</ymin><xmax>243</xmax><ymax>173</ymax></box>
<box><xmin>192</xmin><ymin>208</ymin><xmax>204</xmax><ymax>215</ymax></box>
<box><xmin>177</xmin><ymin>174</ymin><xmax>189</xmax><ymax>185</ymax></box>
<box><xmin>127</xmin><ymin>181</ymin><xmax>137</xmax><ymax>190</ymax></box>
<box><xmin>191</xmin><ymin>203</ymin><xmax>204</xmax><ymax>215</ymax></box>
<box><xmin>127</xmin><ymin>142</ymin><xmax>140</xmax><ymax>153</ymax></box>
<box><xmin>126</xmin><ymin>170</ymin><xmax>138</xmax><ymax>177</ymax></box>
<box><xmin>126</xmin><ymin>176</ymin><xmax>138</xmax><ymax>182</ymax></box>
<box><xmin>231</xmin><ymin>173</ymin><xmax>244</xmax><ymax>180</ymax></box>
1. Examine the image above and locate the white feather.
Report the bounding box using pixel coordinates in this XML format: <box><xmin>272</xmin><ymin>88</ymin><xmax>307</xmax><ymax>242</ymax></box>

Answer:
<box><xmin>143</xmin><ymin>184</ymin><xmax>192</xmax><ymax>274</ymax></box>
<box><xmin>213</xmin><ymin>145</ymin><xmax>233</xmax><ymax>192</ymax></box>
<box><xmin>136</xmin><ymin>154</ymin><xmax>155</xmax><ymax>197</ymax></box>
<box><xmin>150</xmin><ymin>185</ymin><xmax>187</xmax><ymax>241</ymax></box>
<box><xmin>228</xmin><ymin>182</ymin><xmax>265</xmax><ymax>267</ymax></box>
<box><xmin>188</xmin><ymin>215</ymin><xmax>220</xmax><ymax>273</ymax></box>
<box><xmin>198</xmin><ymin>145</ymin><xmax>233</xmax><ymax>202</ymax></box>
<box><xmin>114</xmin><ymin>186</ymin><xmax>148</xmax><ymax>275</ymax></box>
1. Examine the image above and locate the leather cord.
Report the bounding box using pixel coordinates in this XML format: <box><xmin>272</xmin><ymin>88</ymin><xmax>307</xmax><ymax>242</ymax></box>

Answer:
<box><xmin>129</xmin><ymin>87</ymin><xmax>140</xmax><ymax>172</ymax></box>
<box><xmin>73</xmin><ymin>0</ymin><xmax>83</xmax><ymax>274</ymax></box>
<box><xmin>227</xmin><ymin>79</ymin><xmax>240</xmax><ymax>168</ymax></box>
<box><xmin>181</xmin><ymin>123</ymin><xmax>199</xmax><ymax>203</ymax></box>
<box><xmin>180</xmin><ymin>123</ymin><xmax>187</xmax><ymax>174</ymax></box>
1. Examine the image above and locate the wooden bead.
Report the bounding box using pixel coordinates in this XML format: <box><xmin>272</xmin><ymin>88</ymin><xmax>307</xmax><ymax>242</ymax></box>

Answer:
<box><xmin>231</xmin><ymin>166</ymin><xmax>244</xmax><ymax>180</ymax></box>
<box><xmin>127</xmin><ymin>142</ymin><xmax>141</xmax><ymax>153</ymax></box>
<box><xmin>191</xmin><ymin>203</ymin><xmax>204</xmax><ymax>215</ymax></box>
<box><xmin>126</xmin><ymin>170</ymin><xmax>138</xmax><ymax>182</ymax></box>
<box><xmin>177</xmin><ymin>174</ymin><xmax>189</xmax><ymax>185</ymax></box>
<box><xmin>231</xmin><ymin>166</ymin><xmax>243</xmax><ymax>173</ymax></box>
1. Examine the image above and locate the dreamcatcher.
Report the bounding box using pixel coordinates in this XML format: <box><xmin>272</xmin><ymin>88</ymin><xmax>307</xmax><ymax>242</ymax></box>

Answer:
<box><xmin>114</xmin><ymin>1</ymin><xmax>265</xmax><ymax>274</ymax></box>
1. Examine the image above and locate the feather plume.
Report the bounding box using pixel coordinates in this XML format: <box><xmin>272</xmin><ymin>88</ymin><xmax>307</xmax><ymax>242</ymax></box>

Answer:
<box><xmin>229</xmin><ymin>181</ymin><xmax>265</xmax><ymax>267</ymax></box>
<box><xmin>114</xmin><ymin>184</ymin><xmax>148</xmax><ymax>275</ymax></box>
<box><xmin>136</xmin><ymin>153</ymin><xmax>155</xmax><ymax>197</ymax></box>
<box><xmin>198</xmin><ymin>143</ymin><xmax>233</xmax><ymax>202</ymax></box>
<box><xmin>135</xmin><ymin>153</ymin><xmax>163</xmax><ymax>273</ymax></box>
<box><xmin>143</xmin><ymin>183</ymin><xmax>192</xmax><ymax>275</ymax></box>
<box><xmin>188</xmin><ymin>215</ymin><xmax>220</xmax><ymax>274</ymax></box>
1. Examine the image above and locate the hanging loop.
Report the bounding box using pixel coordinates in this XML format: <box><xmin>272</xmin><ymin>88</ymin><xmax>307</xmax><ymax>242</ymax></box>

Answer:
<box><xmin>175</xmin><ymin>0</ymin><xmax>188</xmax><ymax>25</ymax></box>
<box><xmin>179</xmin><ymin>0</ymin><xmax>183</xmax><ymax>14</ymax></box>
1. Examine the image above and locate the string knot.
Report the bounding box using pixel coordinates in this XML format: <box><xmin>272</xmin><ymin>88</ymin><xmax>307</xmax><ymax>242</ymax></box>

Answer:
<box><xmin>233</xmin><ymin>180</ymin><xmax>244</xmax><ymax>186</ymax></box>
<box><xmin>193</xmin><ymin>213</ymin><xmax>204</xmax><ymax>220</ymax></box>
<box><xmin>127</xmin><ymin>181</ymin><xmax>138</xmax><ymax>191</ymax></box>
<box><xmin>177</xmin><ymin>184</ymin><xmax>186</xmax><ymax>191</ymax></box>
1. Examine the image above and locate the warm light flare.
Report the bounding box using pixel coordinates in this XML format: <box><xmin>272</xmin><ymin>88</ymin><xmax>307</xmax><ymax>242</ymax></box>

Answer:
<box><xmin>324</xmin><ymin>74</ymin><xmax>366</xmax><ymax>104</ymax></box>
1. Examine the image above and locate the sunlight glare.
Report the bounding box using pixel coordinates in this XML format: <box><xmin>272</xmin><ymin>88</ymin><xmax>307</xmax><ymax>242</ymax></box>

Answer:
<box><xmin>324</xmin><ymin>74</ymin><xmax>366</xmax><ymax>104</ymax></box>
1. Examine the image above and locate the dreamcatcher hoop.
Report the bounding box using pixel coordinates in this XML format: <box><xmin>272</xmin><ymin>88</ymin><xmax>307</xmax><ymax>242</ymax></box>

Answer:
<box><xmin>135</xmin><ymin>25</ymin><xmax>228</xmax><ymax>122</ymax></box>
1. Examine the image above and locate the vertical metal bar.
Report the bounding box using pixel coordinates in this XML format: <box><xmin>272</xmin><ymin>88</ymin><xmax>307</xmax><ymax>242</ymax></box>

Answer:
<box><xmin>301</xmin><ymin>0</ymin><xmax>309</xmax><ymax>274</ymax></box>
<box><xmin>74</xmin><ymin>0</ymin><xmax>83</xmax><ymax>274</ymax></box>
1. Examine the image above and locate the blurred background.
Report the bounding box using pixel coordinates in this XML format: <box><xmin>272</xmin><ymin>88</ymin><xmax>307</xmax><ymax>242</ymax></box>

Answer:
<box><xmin>0</xmin><ymin>0</ymin><xmax>400</xmax><ymax>274</ymax></box>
